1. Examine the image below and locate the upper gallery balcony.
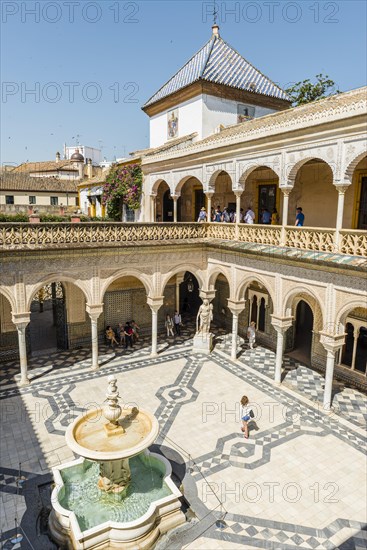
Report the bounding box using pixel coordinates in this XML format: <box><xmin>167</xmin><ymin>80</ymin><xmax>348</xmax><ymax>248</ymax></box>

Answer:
<box><xmin>0</xmin><ymin>222</ymin><xmax>366</xmax><ymax>266</ymax></box>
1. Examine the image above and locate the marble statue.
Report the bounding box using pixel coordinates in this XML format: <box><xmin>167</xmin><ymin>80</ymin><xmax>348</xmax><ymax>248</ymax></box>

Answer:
<box><xmin>196</xmin><ymin>299</ymin><xmax>213</xmax><ymax>335</ymax></box>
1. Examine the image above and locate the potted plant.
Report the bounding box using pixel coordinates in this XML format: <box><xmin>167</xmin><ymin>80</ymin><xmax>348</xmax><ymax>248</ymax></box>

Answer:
<box><xmin>71</xmin><ymin>210</ymin><xmax>81</xmax><ymax>223</ymax></box>
<box><xmin>29</xmin><ymin>209</ymin><xmax>40</xmax><ymax>223</ymax></box>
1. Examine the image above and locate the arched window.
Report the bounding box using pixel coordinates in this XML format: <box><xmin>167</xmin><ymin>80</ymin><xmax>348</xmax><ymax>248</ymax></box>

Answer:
<box><xmin>340</xmin><ymin>320</ymin><xmax>367</xmax><ymax>375</ymax></box>
<box><xmin>250</xmin><ymin>295</ymin><xmax>257</xmax><ymax>324</ymax></box>
<box><xmin>258</xmin><ymin>298</ymin><xmax>266</xmax><ymax>332</ymax></box>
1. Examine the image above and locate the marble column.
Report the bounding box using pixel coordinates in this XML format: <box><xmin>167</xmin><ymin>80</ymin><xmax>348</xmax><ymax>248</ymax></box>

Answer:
<box><xmin>86</xmin><ymin>304</ymin><xmax>104</xmax><ymax>370</ymax></box>
<box><xmin>351</xmin><ymin>326</ymin><xmax>360</xmax><ymax>370</ymax></box>
<box><xmin>150</xmin><ymin>194</ymin><xmax>156</xmax><ymax>222</ymax></box>
<box><xmin>147</xmin><ymin>297</ymin><xmax>164</xmax><ymax>357</ymax></box>
<box><xmin>234</xmin><ymin>190</ymin><xmax>243</xmax><ymax>239</ymax></box>
<box><xmin>320</xmin><ymin>332</ymin><xmax>345</xmax><ymax>410</ymax></box>
<box><xmin>334</xmin><ymin>183</ymin><xmax>350</xmax><ymax>252</ymax></box>
<box><xmin>205</xmin><ymin>192</ymin><xmax>214</xmax><ymax>222</ymax></box>
<box><xmin>12</xmin><ymin>314</ymin><xmax>31</xmax><ymax>386</ymax></box>
<box><xmin>172</xmin><ymin>195</ymin><xmax>179</xmax><ymax>223</ymax></box>
<box><xmin>271</xmin><ymin>316</ymin><xmax>293</xmax><ymax>384</ymax></box>
<box><xmin>228</xmin><ymin>300</ymin><xmax>246</xmax><ymax>361</ymax></box>
<box><xmin>16</xmin><ymin>322</ymin><xmax>30</xmax><ymax>386</ymax></box>
<box><xmin>234</xmin><ymin>190</ymin><xmax>242</xmax><ymax>223</ymax></box>
<box><xmin>274</xmin><ymin>329</ymin><xmax>285</xmax><ymax>384</ymax></box>
<box><xmin>323</xmin><ymin>349</ymin><xmax>336</xmax><ymax>410</ymax></box>
<box><xmin>280</xmin><ymin>186</ymin><xmax>293</xmax><ymax>246</ymax></box>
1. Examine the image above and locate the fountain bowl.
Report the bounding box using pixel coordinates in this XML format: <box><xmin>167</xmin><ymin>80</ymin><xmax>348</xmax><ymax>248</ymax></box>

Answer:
<box><xmin>49</xmin><ymin>449</ymin><xmax>185</xmax><ymax>550</ymax></box>
<box><xmin>65</xmin><ymin>405</ymin><xmax>159</xmax><ymax>462</ymax></box>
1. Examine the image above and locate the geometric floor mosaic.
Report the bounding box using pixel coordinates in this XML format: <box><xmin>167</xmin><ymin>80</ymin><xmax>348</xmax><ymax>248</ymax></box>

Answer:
<box><xmin>0</xmin><ymin>329</ymin><xmax>366</xmax><ymax>549</ymax></box>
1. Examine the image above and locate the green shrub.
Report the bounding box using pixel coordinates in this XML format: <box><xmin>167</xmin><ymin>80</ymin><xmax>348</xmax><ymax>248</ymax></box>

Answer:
<box><xmin>0</xmin><ymin>213</ymin><xmax>29</xmax><ymax>222</ymax></box>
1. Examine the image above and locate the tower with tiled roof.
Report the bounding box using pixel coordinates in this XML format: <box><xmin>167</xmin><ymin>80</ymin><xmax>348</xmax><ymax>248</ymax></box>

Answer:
<box><xmin>142</xmin><ymin>25</ymin><xmax>291</xmax><ymax>148</ymax></box>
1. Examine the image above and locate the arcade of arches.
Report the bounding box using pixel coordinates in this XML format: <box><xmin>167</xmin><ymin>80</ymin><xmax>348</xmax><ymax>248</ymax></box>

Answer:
<box><xmin>1</xmin><ymin>244</ymin><xmax>366</xmax><ymax>412</ymax></box>
<box><xmin>151</xmin><ymin>156</ymin><xmax>367</xmax><ymax>228</ymax></box>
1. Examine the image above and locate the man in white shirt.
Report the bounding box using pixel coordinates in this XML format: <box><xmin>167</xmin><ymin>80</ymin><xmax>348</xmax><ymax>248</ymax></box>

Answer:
<box><xmin>173</xmin><ymin>311</ymin><xmax>182</xmax><ymax>335</ymax></box>
<box><xmin>244</xmin><ymin>207</ymin><xmax>255</xmax><ymax>224</ymax></box>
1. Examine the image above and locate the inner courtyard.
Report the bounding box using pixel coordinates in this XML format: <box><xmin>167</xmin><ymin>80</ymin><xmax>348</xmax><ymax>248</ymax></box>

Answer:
<box><xmin>1</xmin><ymin>10</ymin><xmax>367</xmax><ymax>549</ymax></box>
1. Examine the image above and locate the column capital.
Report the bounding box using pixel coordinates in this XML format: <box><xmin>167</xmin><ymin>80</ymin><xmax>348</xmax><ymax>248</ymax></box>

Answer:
<box><xmin>12</xmin><ymin>312</ymin><xmax>31</xmax><ymax>327</ymax></box>
<box><xmin>199</xmin><ymin>289</ymin><xmax>216</xmax><ymax>302</ymax></box>
<box><xmin>227</xmin><ymin>299</ymin><xmax>246</xmax><ymax>315</ymax></box>
<box><xmin>150</xmin><ymin>192</ymin><xmax>157</xmax><ymax>198</ymax></box>
<box><xmin>86</xmin><ymin>303</ymin><xmax>104</xmax><ymax>320</ymax></box>
<box><xmin>233</xmin><ymin>189</ymin><xmax>243</xmax><ymax>198</ymax></box>
<box><xmin>319</xmin><ymin>331</ymin><xmax>345</xmax><ymax>353</ymax></box>
<box><xmin>279</xmin><ymin>185</ymin><xmax>293</xmax><ymax>196</ymax></box>
<box><xmin>147</xmin><ymin>296</ymin><xmax>164</xmax><ymax>312</ymax></box>
<box><xmin>204</xmin><ymin>190</ymin><xmax>214</xmax><ymax>198</ymax></box>
<box><xmin>271</xmin><ymin>315</ymin><xmax>293</xmax><ymax>332</ymax></box>
<box><xmin>333</xmin><ymin>182</ymin><xmax>351</xmax><ymax>194</ymax></box>
<box><xmin>170</xmin><ymin>193</ymin><xmax>181</xmax><ymax>200</ymax></box>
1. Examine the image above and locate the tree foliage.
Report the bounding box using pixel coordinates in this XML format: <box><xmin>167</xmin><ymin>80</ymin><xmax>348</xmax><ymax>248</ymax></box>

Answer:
<box><xmin>285</xmin><ymin>74</ymin><xmax>340</xmax><ymax>106</ymax></box>
<box><xmin>102</xmin><ymin>163</ymin><xmax>142</xmax><ymax>220</ymax></box>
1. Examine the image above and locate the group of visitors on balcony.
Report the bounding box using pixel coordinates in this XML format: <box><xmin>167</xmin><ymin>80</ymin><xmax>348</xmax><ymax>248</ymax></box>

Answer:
<box><xmin>197</xmin><ymin>205</ymin><xmax>305</xmax><ymax>226</ymax></box>
<box><xmin>198</xmin><ymin>205</ymin><xmax>280</xmax><ymax>224</ymax></box>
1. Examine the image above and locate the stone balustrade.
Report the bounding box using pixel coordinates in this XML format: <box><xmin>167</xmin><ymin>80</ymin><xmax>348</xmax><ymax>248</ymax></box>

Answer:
<box><xmin>0</xmin><ymin>222</ymin><xmax>366</xmax><ymax>257</ymax></box>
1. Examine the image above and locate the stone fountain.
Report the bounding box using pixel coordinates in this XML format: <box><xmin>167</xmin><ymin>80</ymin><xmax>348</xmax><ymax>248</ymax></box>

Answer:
<box><xmin>49</xmin><ymin>375</ymin><xmax>185</xmax><ymax>549</ymax></box>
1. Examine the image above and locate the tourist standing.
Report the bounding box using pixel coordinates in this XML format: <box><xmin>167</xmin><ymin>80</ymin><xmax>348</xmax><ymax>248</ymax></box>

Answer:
<box><xmin>222</xmin><ymin>207</ymin><xmax>230</xmax><ymax>223</ymax></box>
<box><xmin>244</xmin><ymin>207</ymin><xmax>255</xmax><ymax>224</ymax></box>
<box><xmin>247</xmin><ymin>321</ymin><xmax>256</xmax><ymax>349</ymax></box>
<box><xmin>295</xmin><ymin>207</ymin><xmax>305</xmax><ymax>226</ymax></box>
<box><xmin>213</xmin><ymin>206</ymin><xmax>222</xmax><ymax>222</ymax></box>
<box><xmin>240</xmin><ymin>395</ymin><xmax>254</xmax><ymax>439</ymax></box>
<box><xmin>131</xmin><ymin>320</ymin><xmax>140</xmax><ymax>342</ymax></box>
<box><xmin>197</xmin><ymin>207</ymin><xmax>207</xmax><ymax>222</ymax></box>
<box><xmin>118</xmin><ymin>323</ymin><xmax>125</xmax><ymax>346</ymax></box>
<box><xmin>173</xmin><ymin>311</ymin><xmax>182</xmax><ymax>335</ymax></box>
<box><xmin>271</xmin><ymin>208</ymin><xmax>279</xmax><ymax>225</ymax></box>
<box><xmin>165</xmin><ymin>314</ymin><xmax>174</xmax><ymax>337</ymax></box>
<box><xmin>124</xmin><ymin>322</ymin><xmax>133</xmax><ymax>349</ymax></box>
<box><xmin>261</xmin><ymin>208</ymin><xmax>271</xmax><ymax>224</ymax></box>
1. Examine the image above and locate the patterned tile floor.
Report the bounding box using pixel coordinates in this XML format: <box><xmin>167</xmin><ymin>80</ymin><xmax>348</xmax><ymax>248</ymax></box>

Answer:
<box><xmin>0</xmin><ymin>328</ymin><xmax>366</xmax><ymax>549</ymax></box>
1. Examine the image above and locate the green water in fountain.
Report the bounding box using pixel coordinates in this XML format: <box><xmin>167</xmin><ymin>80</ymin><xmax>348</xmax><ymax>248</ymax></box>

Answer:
<box><xmin>58</xmin><ymin>454</ymin><xmax>172</xmax><ymax>531</ymax></box>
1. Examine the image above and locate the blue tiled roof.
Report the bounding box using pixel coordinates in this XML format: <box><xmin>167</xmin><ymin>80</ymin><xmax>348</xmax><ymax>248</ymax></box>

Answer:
<box><xmin>144</xmin><ymin>33</ymin><xmax>291</xmax><ymax>108</ymax></box>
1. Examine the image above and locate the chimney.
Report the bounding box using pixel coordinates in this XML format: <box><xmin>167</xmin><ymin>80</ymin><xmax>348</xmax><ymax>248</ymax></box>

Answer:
<box><xmin>87</xmin><ymin>158</ymin><xmax>93</xmax><ymax>179</ymax></box>
<box><xmin>56</xmin><ymin>151</ymin><xmax>61</xmax><ymax>163</ymax></box>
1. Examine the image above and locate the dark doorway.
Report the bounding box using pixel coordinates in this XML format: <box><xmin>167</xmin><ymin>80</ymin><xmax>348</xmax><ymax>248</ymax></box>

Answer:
<box><xmin>194</xmin><ymin>189</ymin><xmax>205</xmax><ymax>222</ymax></box>
<box><xmin>294</xmin><ymin>300</ymin><xmax>313</xmax><ymax>362</ymax></box>
<box><xmin>258</xmin><ymin>184</ymin><xmax>277</xmax><ymax>223</ymax></box>
<box><xmin>341</xmin><ymin>323</ymin><xmax>354</xmax><ymax>367</ymax></box>
<box><xmin>179</xmin><ymin>272</ymin><xmax>201</xmax><ymax>316</ymax></box>
<box><xmin>163</xmin><ymin>190</ymin><xmax>173</xmax><ymax>222</ymax></box>
<box><xmin>355</xmin><ymin>326</ymin><xmax>367</xmax><ymax>373</ymax></box>
<box><xmin>357</xmin><ymin>176</ymin><xmax>367</xmax><ymax>230</ymax></box>
<box><xmin>29</xmin><ymin>282</ymin><xmax>68</xmax><ymax>355</ymax></box>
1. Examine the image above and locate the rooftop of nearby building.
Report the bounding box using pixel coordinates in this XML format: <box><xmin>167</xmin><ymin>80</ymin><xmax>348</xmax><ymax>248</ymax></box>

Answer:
<box><xmin>0</xmin><ymin>172</ymin><xmax>79</xmax><ymax>193</ymax></box>
<box><xmin>12</xmin><ymin>160</ymin><xmax>79</xmax><ymax>173</ymax></box>
<box><xmin>143</xmin><ymin>25</ymin><xmax>291</xmax><ymax>109</ymax></box>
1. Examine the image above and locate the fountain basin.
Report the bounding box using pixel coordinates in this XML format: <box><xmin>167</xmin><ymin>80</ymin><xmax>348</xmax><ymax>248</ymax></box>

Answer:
<box><xmin>66</xmin><ymin>406</ymin><xmax>159</xmax><ymax>461</ymax></box>
<box><xmin>49</xmin><ymin>450</ymin><xmax>185</xmax><ymax>549</ymax></box>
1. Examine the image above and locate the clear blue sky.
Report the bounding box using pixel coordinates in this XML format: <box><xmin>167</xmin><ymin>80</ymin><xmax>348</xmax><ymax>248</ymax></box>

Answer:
<box><xmin>1</xmin><ymin>0</ymin><xmax>366</xmax><ymax>165</ymax></box>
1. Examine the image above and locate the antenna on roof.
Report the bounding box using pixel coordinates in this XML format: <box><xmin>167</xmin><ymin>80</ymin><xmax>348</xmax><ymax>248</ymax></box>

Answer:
<box><xmin>212</xmin><ymin>5</ymin><xmax>220</xmax><ymax>37</ymax></box>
